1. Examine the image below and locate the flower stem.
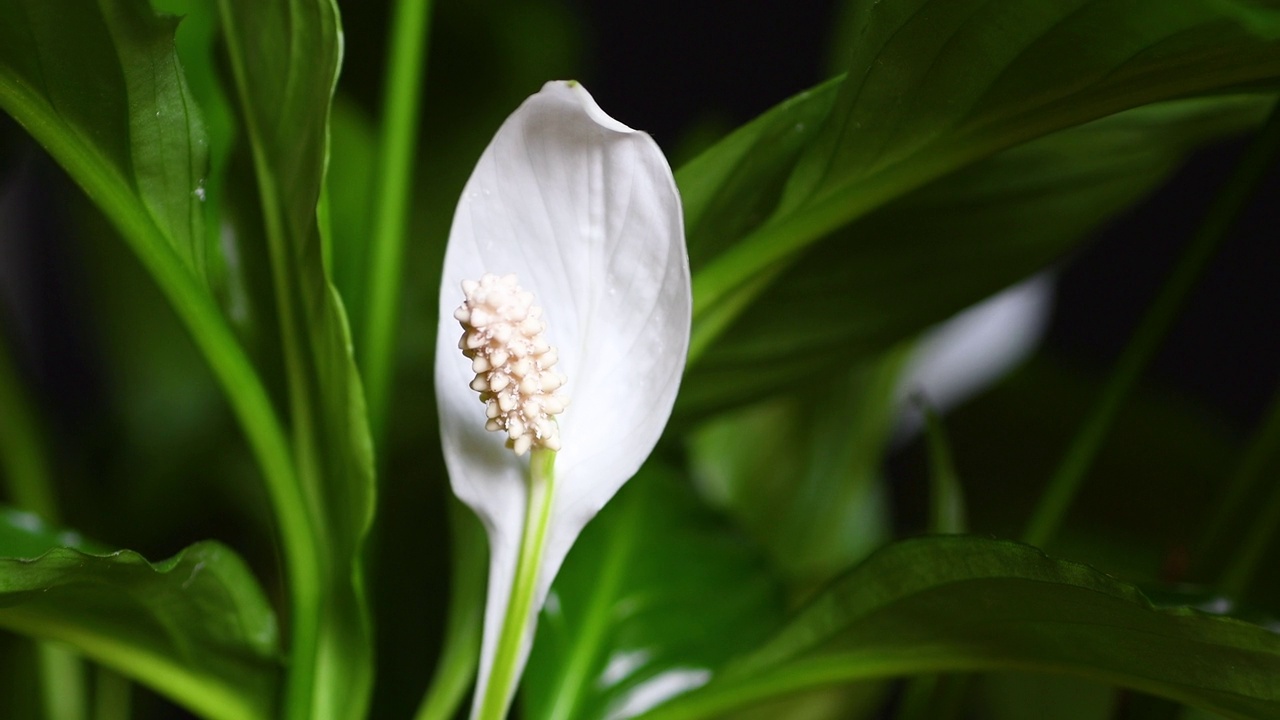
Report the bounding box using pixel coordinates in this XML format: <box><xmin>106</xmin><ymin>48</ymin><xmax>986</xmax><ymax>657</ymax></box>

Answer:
<box><xmin>1022</xmin><ymin>95</ymin><xmax>1280</xmax><ymax>549</ymax></box>
<box><xmin>1194</xmin><ymin>381</ymin><xmax>1280</xmax><ymax>578</ymax></box>
<box><xmin>476</xmin><ymin>449</ymin><xmax>557</xmax><ymax>720</ymax></box>
<box><xmin>413</xmin><ymin>499</ymin><xmax>486</xmax><ymax>720</ymax></box>
<box><xmin>1</xmin><ymin>311</ymin><xmax>87</xmax><ymax>720</ymax></box>
<box><xmin>362</xmin><ymin>0</ymin><xmax>434</xmax><ymax>442</ymax></box>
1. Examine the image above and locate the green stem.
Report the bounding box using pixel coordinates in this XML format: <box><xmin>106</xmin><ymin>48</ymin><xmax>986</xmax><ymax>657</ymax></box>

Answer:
<box><xmin>921</xmin><ymin>404</ymin><xmax>966</xmax><ymax>536</ymax></box>
<box><xmin>1195</xmin><ymin>382</ymin><xmax>1280</xmax><ymax>575</ymax></box>
<box><xmin>544</xmin><ymin>485</ymin><xmax>642</xmax><ymax>720</ymax></box>
<box><xmin>361</xmin><ymin>0</ymin><xmax>434</xmax><ymax>442</ymax></box>
<box><xmin>1</xmin><ymin>312</ymin><xmax>87</xmax><ymax>720</ymax></box>
<box><xmin>1022</xmin><ymin>96</ymin><xmax>1280</xmax><ymax>549</ymax></box>
<box><xmin>0</xmin><ymin>327</ymin><xmax>57</xmax><ymax>520</ymax></box>
<box><xmin>214</xmin><ymin>4</ymin><xmax>331</xmax><ymax>717</ymax></box>
<box><xmin>38</xmin><ymin>644</ymin><xmax>86</xmax><ymax>720</ymax></box>
<box><xmin>476</xmin><ymin>449</ymin><xmax>557</xmax><ymax>720</ymax></box>
<box><xmin>92</xmin><ymin>667</ymin><xmax>131</xmax><ymax>720</ymax></box>
<box><xmin>1217</xmin><ymin>395</ymin><xmax>1280</xmax><ymax>596</ymax></box>
<box><xmin>412</xmin><ymin>499</ymin><xmax>486</xmax><ymax>720</ymax></box>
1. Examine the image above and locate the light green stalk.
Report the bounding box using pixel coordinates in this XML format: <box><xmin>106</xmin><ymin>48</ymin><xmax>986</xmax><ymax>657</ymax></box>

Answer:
<box><xmin>362</xmin><ymin>0</ymin><xmax>435</xmax><ymax>442</ymax></box>
<box><xmin>1023</xmin><ymin>96</ymin><xmax>1280</xmax><ymax>548</ymax></box>
<box><xmin>475</xmin><ymin>449</ymin><xmax>558</xmax><ymax>720</ymax></box>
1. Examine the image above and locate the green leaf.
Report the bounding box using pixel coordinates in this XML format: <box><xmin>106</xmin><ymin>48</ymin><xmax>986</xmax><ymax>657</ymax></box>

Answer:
<box><xmin>216</xmin><ymin>0</ymin><xmax>376</xmax><ymax>717</ymax></box>
<box><xmin>0</xmin><ymin>0</ymin><xmax>300</xmax><ymax>672</ymax></box>
<box><xmin>0</xmin><ymin>0</ymin><xmax>207</xmax><ymax>276</ymax></box>
<box><xmin>683</xmin><ymin>95</ymin><xmax>1271</xmax><ymax>411</ymax></box>
<box><xmin>638</xmin><ymin>537</ymin><xmax>1280</xmax><ymax>720</ymax></box>
<box><xmin>677</xmin><ymin>76</ymin><xmax>841</xmax><ymax>273</ymax></box>
<box><xmin>687</xmin><ymin>350</ymin><xmax>906</xmax><ymax>585</ymax></box>
<box><xmin>150</xmin><ymin>0</ymin><xmax>239</xmax><ymax>314</ymax></box>
<box><xmin>722</xmin><ymin>0</ymin><xmax>1280</xmax><ymax>294</ymax></box>
<box><xmin>0</xmin><ymin>509</ymin><xmax>281</xmax><ymax>720</ymax></box>
<box><xmin>685</xmin><ymin>0</ymin><xmax>1280</xmax><ymax>368</ymax></box>
<box><xmin>522</xmin><ymin>464</ymin><xmax>784</xmax><ymax>720</ymax></box>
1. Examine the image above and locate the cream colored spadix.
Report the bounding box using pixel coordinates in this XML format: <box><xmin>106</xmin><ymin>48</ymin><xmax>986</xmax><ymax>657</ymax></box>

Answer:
<box><xmin>454</xmin><ymin>272</ymin><xmax>568</xmax><ymax>456</ymax></box>
<box><xmin>435</xmin><ymin>81</ymin><xmax>690</xmax><ymax>719</ymax></box>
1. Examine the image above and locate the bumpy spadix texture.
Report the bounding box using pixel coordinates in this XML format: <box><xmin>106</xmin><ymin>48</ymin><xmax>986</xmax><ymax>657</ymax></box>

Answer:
<box><xmin>435</xmin><ymin>80</ymin><xmax>691</xmax><ymax>719</ymax></box>
<box><xmin>455</xmin><ymin>273</ymin><xmax>567</xmax><ymax>455</ymax></box>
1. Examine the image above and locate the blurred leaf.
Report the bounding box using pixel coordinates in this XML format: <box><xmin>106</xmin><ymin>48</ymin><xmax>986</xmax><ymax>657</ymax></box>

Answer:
<box><xmin>414</xmin><ymin>498</ymin><xmax>486</xmax><ymax>720</ymax></box>
<box><xmin>975</xmin><ymin>673</ymin><xmax>1115</xmax><ymax>720</ymax></box>
<box><xmin>917</xmin><ymin>358</ymin><xmax>1248</xmax><ymax>579</ymax></box>
<box><xmin>639</xmin><ymin>537</ymin><xmax>1280</xmax><ymax>720</ymax></box>
<box><xmin>216</xmin><ymin>0</ymin><xmax>376</xmax><ymax>716</ymax></box>
<box><xmin>523</xmin><ymin>464</ymin><xmax>784</xmax><ymax>720</ymax></box>
<box><xmin>0</xmin><ymin>509</ymin><xmax>280</xmax><ymax>720</ymax></box>
<box><xmin>682</xmin><ymin>95</ymin><xmax>1272</xmax><ymax>414</ymax></box>
<box><xmin>687</xmin><ymin>350</ymin><xmax>905</xmax><ymax>585</ymax></box>
<box><xmin>1211</xmin><ymin>0</ymin><xmax>1280</xmax><ymax>39</ymax></box>
<box><xmin>0</xmin><ymin>509</ymin><xmax>111</xmax><ymax>557</ymax></box>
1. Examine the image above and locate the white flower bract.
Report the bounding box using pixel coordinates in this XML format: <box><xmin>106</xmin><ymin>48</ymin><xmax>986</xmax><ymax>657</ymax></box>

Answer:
<box><xmin>434</xmin><ymin>80</ymin><xmax>691</xmax><ymax>718</ymax></box>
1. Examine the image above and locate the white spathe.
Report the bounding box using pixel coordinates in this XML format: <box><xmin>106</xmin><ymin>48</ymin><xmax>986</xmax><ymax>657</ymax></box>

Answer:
<box><xmin>435</xmin><ymin>81</ymin><xmax>691</xmax><ymax>716</ymax></box>
<box><xmin>894</xmin><ymin>273</ymin><xmax>1055</xmax><ymax>438</ymax></box>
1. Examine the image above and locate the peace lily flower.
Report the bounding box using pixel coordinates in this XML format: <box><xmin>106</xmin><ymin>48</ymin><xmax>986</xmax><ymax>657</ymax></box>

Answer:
<box><xmin>435</xmin><ymin>81</ymin><xmax>691</xmax><ymax>720</ymax></box>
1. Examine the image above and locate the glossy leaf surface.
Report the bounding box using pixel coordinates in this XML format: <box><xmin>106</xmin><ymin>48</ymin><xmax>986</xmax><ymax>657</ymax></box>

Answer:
<box><xmin>639</xmin><ymin>537</ymin><xmax>1280</xmax><ymax>720</ymax></box>
<box><xmin>0</xmin><ymin>509</ymin><xmax>280</xmax><ymax>720</ymax></box>
<box><xmin>0</xmin><ymin>0</ymin><xmax>207</xmax><ymax>275</ymax></box>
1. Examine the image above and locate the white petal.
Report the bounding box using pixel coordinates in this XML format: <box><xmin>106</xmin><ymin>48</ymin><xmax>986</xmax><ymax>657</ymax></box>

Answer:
<box><xmin>434</xmin><ymin>80</ymin><xmax>690</xmax><ymax>715</ymax></box>
<box><xmin>895</xmin><ymin>273</ymin><xmax>1055</xmax><ymax>439</ymax></box>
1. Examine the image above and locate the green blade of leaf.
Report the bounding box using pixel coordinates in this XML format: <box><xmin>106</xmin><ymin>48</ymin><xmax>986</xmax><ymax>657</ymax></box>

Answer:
<box><xmin>682</xmin><ymin>0</ymin><xmax>1280</xmax><ymax>366</ymax></box>
<box><xmin>522</xmin><ymin>464</ymin><xmax>784</xmax><ymax>720</ymax></box>
<box><xmin>0</xmin><ymin>7</ymin><xmax>306</xmax><ymax>702</ymax></box>
<box><xmin>638</xmin><ymin>536</ymin><xmax>1280</xmax><ymax>720</ymax></box>
<box><xmin>0</xmin><ymin>509</ymin><xmax>281</xmax><ymax>720</ymax></box>
<box><xmin>0</xmin><ymin>0</ymin><xmax>206</xmax><ymax>275</ymax></box>
<box><xmin>149</xmin><ymin>0</ymin><xmax>239</xmax><ymax>318</ymax></box>
<box><xmin>704</xmin><ymin>0</ymin><xmax>1280</xmax><ymax>308</ymax></box>
<box><xmin>215</xmin><ymin>1</ymin><xmax>376</xmax><ymax>718</ymax></box>
<box><xmin>677</xmin><ymin>76</ymin><xmax>842</xmax><ymax>274</ymax></box>
<box><xmin>681</xmin><ymin>95</ymin><xmax>1271</xmax><ymax>413</ymax></box>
